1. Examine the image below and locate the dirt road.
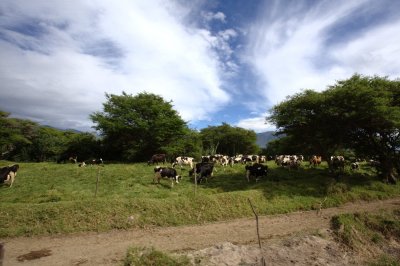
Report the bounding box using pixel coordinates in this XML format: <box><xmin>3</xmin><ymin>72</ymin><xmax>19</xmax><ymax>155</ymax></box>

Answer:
<box><xmin>2</xmin><ymin>198</ymin><xmax>400</xmax><ymax>266</ymax></box>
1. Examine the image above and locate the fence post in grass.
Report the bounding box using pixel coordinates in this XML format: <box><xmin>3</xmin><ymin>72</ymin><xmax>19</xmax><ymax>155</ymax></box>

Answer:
<box><xmin>248</xmin><ymin>198</ymin><xmax>266</xmax><ymax>266</ymax></box>
<box><xmin>194</xmin><ymin>171</ymin><xmax>197</xmax><ymax>196</ymax></box>
<box><xmin>0</xmin><ymin>242</ymin><xmax>4</xmax><ymax>266</ymax></box>
<box><xmin>95</xmin><ymin>166</ymin><xmax>100</xmax><ymax>197</ymax></box>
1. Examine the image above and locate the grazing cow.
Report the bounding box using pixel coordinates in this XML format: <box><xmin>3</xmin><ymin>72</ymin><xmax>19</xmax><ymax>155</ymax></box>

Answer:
<box><xmin>288</xmin><ymin>159</ymin><xmax>301</xmax><ymax>170</ymax></box>
<box><xmin>189</xmin><ymin>162</ymin><xmax>214</xmax><ymax>183</ymax></box>
<box><xmin>0</xmin><ymin>164</ymin><xmax>19</xmax><ymax>187</ymax></box>
<box><xmin>309</xmin><ymin>155</ymin><xmax>322</xmax><ymax>167</ymax></box>
<box><xmin>90</xmin><ymin>158</ymin><xmax>103</xmax><ymax>165</ymax></box>
<box><xmin>218</xmin><ymin>155</ymin><xmax>230</xmax><ymax>167</ymax></box>
<box><xmin>153</xmin><ymin>166</ymin><xmax>181</xmax><ymax>187</ymax></box>
<box><xmin>172</xmin><ymin>156</ymin><xmax>194</xmax><ymax>169</ymax></box>
<box><xmin>350</xmin><ymin>162</ymin><xmax>359</xmax><ymax>170</ymax></box>
<box><xmin>241</xmin><ymin>155</ymin><xmax>253</xmax><ymax>164</ymax></box>
<box><xmin>245</xmin><ymin>163</ymin><xmax>268</xmax><ymax>182</ymax></box>
<box><xmin>148</xmin><ymin>154</ymin><xmax>166</xmax><ymax>165</ymax></box>
<box><xmin>330</xmin><ymin>156</ymin><xmax>345</xmax><ymax>171</ymax></box>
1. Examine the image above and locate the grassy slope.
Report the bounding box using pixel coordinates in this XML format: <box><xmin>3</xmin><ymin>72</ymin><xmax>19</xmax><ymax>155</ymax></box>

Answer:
<box><xmin>0</xmin><ymin>160</ymin><xmax>399</xmax><ymax>237</ymax></box>
<box><xmin>332</xmin><ymin>209</ymin><xmax>400</xmax><ymax>265</ymax></box>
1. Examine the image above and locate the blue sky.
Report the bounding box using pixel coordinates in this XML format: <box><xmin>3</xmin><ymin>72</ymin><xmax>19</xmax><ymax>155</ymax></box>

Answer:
<box><xmin>1</xmin><ymin>0</ymin><xmax>400</xmax><ymax>133</ymax></box>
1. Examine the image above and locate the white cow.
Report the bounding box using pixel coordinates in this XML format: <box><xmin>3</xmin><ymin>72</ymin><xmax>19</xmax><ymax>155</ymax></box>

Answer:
<box><xmin>172</xmin><ymin>156</ymin><xmax>194</xmax><ymax>169</ymax></box>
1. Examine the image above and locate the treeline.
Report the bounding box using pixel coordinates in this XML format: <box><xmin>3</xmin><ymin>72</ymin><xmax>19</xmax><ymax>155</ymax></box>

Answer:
<box><xmin>266</xmin><ymin>74</ymin><xmax>400</xmax><ymax>183</ymax></box>
<box><xmin>0</xmin><ymin>92</ymin><xmax>259</xmax><ymax>163</ymax></box>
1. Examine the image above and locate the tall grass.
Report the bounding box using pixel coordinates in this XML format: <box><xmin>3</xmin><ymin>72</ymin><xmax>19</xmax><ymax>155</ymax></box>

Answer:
<box><xmin>0</xmin><ymin>160</ymin><xmax>399</xmax><ymax>237</ymax></box>
<box><xmin>331</xmin><ymin>209</ymin><xmax>400</xmax><ymax>264</ymax></box>
<box><xmin>124</xmin><ymin>247</ymin><xmax>190</xmax><ymax>266</ymax></box>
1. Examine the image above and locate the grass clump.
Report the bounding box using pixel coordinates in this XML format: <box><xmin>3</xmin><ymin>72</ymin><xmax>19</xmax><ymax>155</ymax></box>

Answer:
<box><xmin>124</xmin><ymin>247</ymin><xmax>190</xmax><ymax>266</ymax></box>
<box><xmin>331</xmin><ymin>209</ymin><xmax>400</xmax><ymax>263</ymax></box>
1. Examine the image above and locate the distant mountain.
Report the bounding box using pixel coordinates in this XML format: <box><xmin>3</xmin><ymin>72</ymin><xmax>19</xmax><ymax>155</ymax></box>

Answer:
<box><xmin>256</xmin><ymin>131</ymin><xmax>279</xmax><ymax>148</ymax></box>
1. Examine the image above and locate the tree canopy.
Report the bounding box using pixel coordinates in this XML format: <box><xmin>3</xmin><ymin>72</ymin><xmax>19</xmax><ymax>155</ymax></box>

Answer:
<box><xmin>267</xmin><ymin>74</ymin><xmax>400</xmax><ymax>182</ymax></box>
<box><xmin>200</xmin><ymin>123</ymin><xmax>259</xmax><ymax>156</ymax></box>
<box><xmin>90</xmin><ymin>92</ymin><xmax>189</xmax><ymax>161</ymax></box>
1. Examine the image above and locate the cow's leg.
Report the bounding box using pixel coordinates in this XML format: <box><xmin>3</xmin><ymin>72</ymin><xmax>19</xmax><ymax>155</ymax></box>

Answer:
<box><xmin>154</xmin><ymin>172</ymin><xmax>161</xmax><ymax>184</ymax></box>
<box><xmin>9</xmin><ymin>172</ymin><xmax>15</xmax><ymax>187</ymax></box>
<box><xmin>246</xmin><ymin>170</ymin><xmax>250</xmax><ymax>182</ymax></box>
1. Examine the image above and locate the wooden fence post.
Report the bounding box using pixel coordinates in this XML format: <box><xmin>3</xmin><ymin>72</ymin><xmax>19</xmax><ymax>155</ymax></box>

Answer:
<box><xmin>95</xmin><ymin>166</ymin><xmax>100</xmax><ymax>197</ymax></box>
<box><xmin>248</xmin><ymin>198</ymin><xmax>266</xmax><ymax>266</ymax></box>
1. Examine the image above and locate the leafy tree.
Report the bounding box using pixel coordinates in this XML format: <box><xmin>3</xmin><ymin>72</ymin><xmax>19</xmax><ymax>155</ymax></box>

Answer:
<box><xmin>200</xmin><ymin>123</ymin><xmax>259</xmax><ymax>156</ymax></box>
<box><xmin>162</xmin><ymin>128</ymin><xmax>202</xmax><ymax>161</ymax></box>
<box><xmin>28</xmin><ymin>127</ymin><xmax>66</xmax><ymax>162</ymax></box>
<box><xmin>268</xmin><ymin>74</ymin><xmax>400</xmax><ymax>183</ymax></box>
<box><xmin>0</xmin><ymin>111</ymin><xmax>39</xmax><ymax>160</ymax></box>
<box><xmin>90</xmin><ymin>92</ymin><xmax>188</xmax><ymax>161</ymax></box>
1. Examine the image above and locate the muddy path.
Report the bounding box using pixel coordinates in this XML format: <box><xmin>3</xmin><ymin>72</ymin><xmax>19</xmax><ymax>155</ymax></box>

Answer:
<box><xmin>2</xmin><ymin>198</ymin><xmax>400</xmax><ymax>266</ymax></box>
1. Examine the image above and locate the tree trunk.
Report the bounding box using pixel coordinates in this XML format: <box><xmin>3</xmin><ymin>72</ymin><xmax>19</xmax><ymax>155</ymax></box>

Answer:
<box><xmin>380</xmin><ymin>159</ymin><xmax>397</xmax><ymax>184</ymax></box>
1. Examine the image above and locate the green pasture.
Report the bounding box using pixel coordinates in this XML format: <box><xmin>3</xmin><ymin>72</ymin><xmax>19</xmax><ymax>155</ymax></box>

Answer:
<box><xmin>0</xmin><ymin>160</ymin><xmax>399</xmax><ymax>238</ymax></box>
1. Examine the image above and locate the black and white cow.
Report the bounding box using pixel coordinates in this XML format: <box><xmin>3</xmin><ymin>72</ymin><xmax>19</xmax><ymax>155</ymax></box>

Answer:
<box><xmin>0</xmin><ymin>164</ymin><xmax>19</xmax><ymax>187</ymax></box>
<box><xmin>245</xmin><ymin>163</ymin><xmax>268</xmax><ymax>182</ymax></box>
<box><xmin>80</xmin><ymin>158</ymin><xmax>103</xmax><ymax>167</ymax></box>
<box><xmin>189</xmin><ymin>162</ymin><xmax>214</xmax><ymax>183</ymax></box>
<box><xmin>153</xmin><ymin>166</ymin><xmax>181</xmax><ymax>187</ymax></box>
<box><xmin>330</xmin><ymin>156</ymin><xmax>345</xmax><ymax>171</ymax></box>
<box><xmin>350</xmin><ymin>162</ymin><xmax>359</xmax><ymax>170</ymax></box>
<box><xmin>172</xmin><ymin>156</ymin><xmax>194</xmax><ymax>168</ymax></box>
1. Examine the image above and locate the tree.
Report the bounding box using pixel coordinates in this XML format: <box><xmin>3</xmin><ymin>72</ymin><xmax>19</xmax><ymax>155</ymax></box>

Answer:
<box><xmin>90</xmin><ymin>92</ymin><xmax>188</xmax><ymax>161</ymax></box>
<box><xmin>267</xmin><ymin>74</ymin><xmax>400</xmax><ymax>183</ymax></box>
<box><xmin>0</xmin><ymin>111</ymin><xmax>39</xmax><ymax>160</ymax></box>
<box><xmin>200</xmin><ymin>123</ymin><xmax>259</xmax><ymax>156</ymax></box>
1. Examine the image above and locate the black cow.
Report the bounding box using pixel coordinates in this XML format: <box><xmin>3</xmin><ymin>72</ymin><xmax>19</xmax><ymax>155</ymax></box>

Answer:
<box><xmin>148</xmin><ymin>154</ymin><xmax>166</xmax><ymax>165</ymax></box>
<box><xmin>245</xmin><ymin>163</ymin><xmax>268</xmax><ymax>182</ymax></box>
<box><xmin>153</xmin><ymin>166</ymin><xmax>181</xmax><ymax>187</ymax></box>
<box><xmin>189</xmin><ymin>162</ymin><xmax>214</xmax><ymax>183</ymax></box>
<box><xmin>0</xmin><ymin>164</ymin><xmax>19</xmax><ymax>187</ymax></box>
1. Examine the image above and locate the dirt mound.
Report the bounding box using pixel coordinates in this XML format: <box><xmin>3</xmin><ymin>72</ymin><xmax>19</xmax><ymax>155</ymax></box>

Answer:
<box><xmin>184</xmin><ymin>230</ymin><xmax>359</xmax><ymax>266</ymax></box>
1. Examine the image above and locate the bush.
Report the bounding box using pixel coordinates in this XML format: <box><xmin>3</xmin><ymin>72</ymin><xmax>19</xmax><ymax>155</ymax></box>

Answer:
<box><xmin>124</xmin><ymin>247</ymin><xmax>190</xmax><ymax>266</ymax></box>
<box><xmin>326</xmin><ymin>182</ymin><xmax>350</xmax><ymax>195</ymax></box>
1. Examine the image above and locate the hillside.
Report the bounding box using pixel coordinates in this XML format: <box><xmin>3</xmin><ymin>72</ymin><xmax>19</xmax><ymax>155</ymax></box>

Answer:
<box><xmin>256</xmin><ymin>131</ymin><xmax>278</xmax><ymax>147</ymax></box>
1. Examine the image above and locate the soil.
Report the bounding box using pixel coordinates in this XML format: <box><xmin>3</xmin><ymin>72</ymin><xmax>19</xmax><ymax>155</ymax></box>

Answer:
<box><xmin>1</xmin><ymin>198</ymin><xmax>400</xmax><ymax>266</ymax></box>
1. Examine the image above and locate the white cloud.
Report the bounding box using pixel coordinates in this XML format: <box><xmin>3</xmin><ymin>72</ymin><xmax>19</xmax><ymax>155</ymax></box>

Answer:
<box><xmin>246</xmin><ymin>0</ymin><xmax>400</xmax><ymax>106</ymax></box>
<box><xmin>202</xmin><ymin>11</ymin><xmax>226</xmax><ymax>23</ymax></box>
<box><xmin>0</xmin><ymin>1</ymin><xmax>230</xmax><ymax>131</ymax></box>
<box><xmin>236</xmin><ymin>114</ymin><xmax>276</xmax><ymax>133</ymax></box>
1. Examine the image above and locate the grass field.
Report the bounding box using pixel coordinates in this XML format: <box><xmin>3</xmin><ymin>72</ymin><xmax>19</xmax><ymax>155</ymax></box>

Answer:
<box><xmin>0</xmin><ymin>160</ymin><xmax>399</xmax><ymax>238</ymax></box>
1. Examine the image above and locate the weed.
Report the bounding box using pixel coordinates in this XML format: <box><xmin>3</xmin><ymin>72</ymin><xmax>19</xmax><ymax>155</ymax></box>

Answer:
<box><xmin>124</xmin><ymin>247</ymin><xmax>190</xmax><ymax>266</ymax></box>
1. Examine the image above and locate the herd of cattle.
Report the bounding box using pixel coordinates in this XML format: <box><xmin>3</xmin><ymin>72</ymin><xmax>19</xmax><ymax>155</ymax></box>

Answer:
<box><xmin>0</xmin><ymin>153</ymin><xmax>364</xmax><ymax>188</ymax></box>
<box><xmin>148</xmin><ymin>153</ymin><xmax>363</xmax><ymax>187</ymax></box>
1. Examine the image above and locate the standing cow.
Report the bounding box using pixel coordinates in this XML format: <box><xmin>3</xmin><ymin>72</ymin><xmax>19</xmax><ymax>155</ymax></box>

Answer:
<box><xmin>0</xmin><ymin>164</ymin><xmax>19</xmax><ymax>187</ymax></box>
<box><xmin>245</xmin><ymin>163</ymin><xmax>268</xmax><ymax>182</ymax></box>
<box><xmin>172</xmin><ymin>156</ymin><xmax>194</xmax><ymax>169</ymax></box>
<box><xmin>189</xmin><ymin>162</ymin><xmax>214</xmax><ymax>183</ymax></box>
<box><xmin>153</xmin><ymin>166</ymin><xmax>181</xmax><ymax>188</ymax></box>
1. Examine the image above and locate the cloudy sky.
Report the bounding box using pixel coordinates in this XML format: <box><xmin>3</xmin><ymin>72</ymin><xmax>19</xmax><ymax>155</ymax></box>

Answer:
<box><xmin>1</xmin><ymin>0</ymin><xmax>400</xmax><ymax>133</ymax></box>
